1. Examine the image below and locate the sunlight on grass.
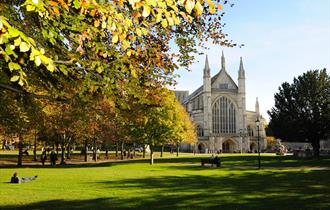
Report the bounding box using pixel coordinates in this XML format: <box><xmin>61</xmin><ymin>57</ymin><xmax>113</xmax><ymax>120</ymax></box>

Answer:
<box><xmin>0</xmin><ymin>154</ymin><xmax>329</xmax><ymax>209</ymax></box>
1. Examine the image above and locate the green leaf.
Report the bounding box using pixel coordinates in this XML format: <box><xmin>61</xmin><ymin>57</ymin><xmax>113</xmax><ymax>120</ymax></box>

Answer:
<box><xmin>8</xmin><ymin>27</ymin><xmax>20</xmax><ymax>38</ymax></box>
<box><xmin>5</xmin><ymin>44</ymin><xmax>15</xmax><ymax>55</ymax></box>
<box><xmin>96</xmin><ymin>66</ymin><xmax>103</xmax><ymax>73</ymax></box>
<box><xmin>73</xmin><ymin>0</ymin><xmax>81</xmax><ymax>9</ymax></box>
<box><xmin>10</xmin><ymin>75</ymin><xmax>20</xmax><ymax>82</ymax></box>
<box><xmin>8</xmin><ymin>62</ymin><xmax>21</xmax><ymax>71</ymax></box>
<box><xmin>19</xmin><ymin>41</ymin><xmax>30</xmax><ymax>52</ymax></box>
<box><xmin>47</xmin><ymin>63</ymin><xmax>55</xmax><ymax>72</ymax></box>
<box><xmin>18</xmin><ymin>79</ymin><xmax>24</xmax><ymax>86</ymax></box>
<box><xmin>14</xmin><ymin>37</ymin><xmax>21</xmax><ymax>46</ymax></box>
<box><xmin>26</xmin><ymin>5</ymin><xmax>35</xmax><ymax>11</ymax></box>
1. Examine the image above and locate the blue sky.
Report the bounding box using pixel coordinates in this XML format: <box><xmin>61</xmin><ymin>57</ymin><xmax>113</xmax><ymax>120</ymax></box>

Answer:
<box><xmin>172</xmin><ymin>0</ymin><xmax>330</xmax><ymax>121</ymax></box>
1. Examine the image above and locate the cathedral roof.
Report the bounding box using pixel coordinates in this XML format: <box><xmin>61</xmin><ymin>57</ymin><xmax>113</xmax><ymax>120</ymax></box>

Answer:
<box><xmin>183</xmin><ymin>52</ymin><xmax>241</xmax><ymax>104</ymax></box>
<box><xmin>183</xmin><ymin>70</ymin><xmax>238</xmax><ymax>104</ymax></box>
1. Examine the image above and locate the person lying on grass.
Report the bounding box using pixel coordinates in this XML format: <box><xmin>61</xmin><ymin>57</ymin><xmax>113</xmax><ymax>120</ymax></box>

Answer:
<box><xmin>10</xmin><ymin>172</ymin><xmax>38</xmax><ymax>184</ymax></box>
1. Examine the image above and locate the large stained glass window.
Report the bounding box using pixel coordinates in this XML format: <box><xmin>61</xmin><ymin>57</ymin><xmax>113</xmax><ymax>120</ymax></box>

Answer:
<box><xmin>212</xmin><ymin>96</ymin><xmax>236</xmax><ymax>134</ymax></box>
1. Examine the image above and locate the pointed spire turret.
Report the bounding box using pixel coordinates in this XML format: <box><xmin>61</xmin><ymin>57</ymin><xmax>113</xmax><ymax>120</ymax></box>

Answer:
<box><xmin>221</xmin><ymin>50</ymin><xmax>226</xmax><ymax>71</ymax></box>
<box><xmin>203</xmin><ymin>55</ymin><xmax>210</xmax><ymax>77</ymax></box>
<box><xmin>255</xmin><ymin>97</ymin><xmax>260</xmax><ymax>115</ymax></box>
<box><xmin>238</xmin><ymin>56</ymin><xmax>245</xmax><ymax>79</ymax></box>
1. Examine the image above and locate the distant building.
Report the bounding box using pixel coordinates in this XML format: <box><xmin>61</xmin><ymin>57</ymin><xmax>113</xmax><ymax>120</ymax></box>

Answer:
<box><xmin>175</xmin><ymin>52</ymin><xmax>267</xmax><ymax>153</ymax></box>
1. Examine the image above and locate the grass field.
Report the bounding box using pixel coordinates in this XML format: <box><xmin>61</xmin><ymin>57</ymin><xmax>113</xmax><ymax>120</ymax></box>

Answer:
<box><xmin>0</xmin><ymin>153</ymin><xmax>330</xmax><ymax>209</ymax></box>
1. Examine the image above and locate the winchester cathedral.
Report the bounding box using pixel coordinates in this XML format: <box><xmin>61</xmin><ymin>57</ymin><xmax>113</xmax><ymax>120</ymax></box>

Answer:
<box><xmin>175</xmin><ymin>52</ymin><xmax>267</xmax><ymax>153</ymax></box>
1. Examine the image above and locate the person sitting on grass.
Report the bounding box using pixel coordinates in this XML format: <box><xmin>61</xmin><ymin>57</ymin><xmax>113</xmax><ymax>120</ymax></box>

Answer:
<box><xmin>10</xmin><ymin>172</ymin><xmax>38</xmax><ymax>184</ymax></box>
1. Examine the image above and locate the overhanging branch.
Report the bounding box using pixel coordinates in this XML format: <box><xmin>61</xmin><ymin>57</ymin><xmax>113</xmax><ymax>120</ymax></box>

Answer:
<box><xmin>0</xmin><ymin>83</ymin><xmax>69</xmax><ymax>103</ymax></box>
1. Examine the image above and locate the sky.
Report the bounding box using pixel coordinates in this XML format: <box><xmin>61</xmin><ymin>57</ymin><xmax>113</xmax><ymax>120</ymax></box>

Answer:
<box><xmin>171</xmin><ymin>0</ymin><xmax>330</xmax><ymax>121</ymax></box>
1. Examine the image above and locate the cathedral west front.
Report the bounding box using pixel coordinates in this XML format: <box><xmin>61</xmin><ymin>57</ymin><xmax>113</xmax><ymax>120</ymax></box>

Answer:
<box><xmin>175</xmin><ymin>52</ymin><xmax>267</xmax><ymax>153</ymax></box>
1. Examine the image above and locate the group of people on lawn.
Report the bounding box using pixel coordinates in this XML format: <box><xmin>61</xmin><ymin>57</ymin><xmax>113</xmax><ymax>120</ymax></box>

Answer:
<box><xmin>41</xmin><ymin>148</ymin><xmax>58</xmax><ymax>166</ymax></box>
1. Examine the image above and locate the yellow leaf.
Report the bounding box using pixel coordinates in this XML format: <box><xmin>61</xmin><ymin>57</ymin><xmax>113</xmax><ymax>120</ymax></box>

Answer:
<box><xmin>18</xmin><ymin>79</ymin><xmax>24</xmax><ymax>86</ymax></box>
<box><xmin>167</xmin><ymin>17</ymin><xmax>174</xmax><ymax>26</ymax></box>
<box><xmin>112</xmin><ymin>34</ymin><xmax>119</xmax><ymax>43</ymax></box>
<box><xmin>19</xmin><ymin>42</ymin><xmax>30</xmax><ymax>52</ymax></box>
<box><xmin>10</xmin><ymin>75</ymin><xmax>20</xmax><ymax>82</ymax></box>
<box><xmin>217</xmin><ymin>4</ymin><xmax>223</xmax><ymax>10</ymax></box>
<box><xmin>142</xmin><ymin>5</ymin><xmax>151</xmax><ymax>17</ymax></box>
<box><xmin>35</xmin><ymin>56</ymin><xmax>41</xmax><ymax>66</ymax></box>
<box><xmin>146</xmin><ymin>0</ymin><xmax>157</xmax><ymax>7</ymax></box>
<box><xmin>194</xmin><ymin>1</ymin><xmax>203</xmax><ymax>16</ymax></box>
<box><xmin>102</xmin><ymin>21</ymin><xmax>107</xmax><ymax>29</ymax></box>
<box><xmin>161</xmin><ymin>19</ymin><xmax>168</xmax><ymax>28</ymax></box>
<box><xmin>136</xmin><ymin>28</ymin><xmax>142</xmax><ymax>36</ymax></box>
<box><xmin>184</xmin><ymin>0</ymin><xmax>195</xmax><ymax>14</ymax></box>
<box><xmin>14</xmin><ymin>37</ymin><xmax>21</xmax><ymax>46</ymax></box>
<box><xmin>209</xmin><ymin>7</ymin><xmax>216</xmax><ymax>14</ymax></box>
<box><xmin>47</xmin><ymin>63</ymin><xmax>55</xmax><ymax>72</ymax></box>
<box><xmin>26</xmin><ymin>5</ymin><xmax>35</xmax><ymax>12</ymax></box>
<box><xmin>94</xmin><ymin>20</ymin><xmax>100</xmax><ymax>27</ymax></box>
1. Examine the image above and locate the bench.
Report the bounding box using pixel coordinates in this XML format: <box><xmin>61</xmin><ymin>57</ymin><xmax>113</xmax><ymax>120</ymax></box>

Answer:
<box><xmin>201</xmin><ymin>157</ymin><xmax>221</xmax><ymax>167</ymax></box>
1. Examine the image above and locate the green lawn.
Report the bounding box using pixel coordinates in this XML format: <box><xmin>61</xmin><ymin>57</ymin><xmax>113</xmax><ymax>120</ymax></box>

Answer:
<box><xmin>0</xmin><ymin>153</ymin><xmax>330</xmax><ymax>209</ymax></box>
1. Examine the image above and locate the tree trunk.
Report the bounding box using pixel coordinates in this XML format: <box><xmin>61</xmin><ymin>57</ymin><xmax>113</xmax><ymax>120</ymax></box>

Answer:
<box><xmin>66</xmin><ymin>144</ymin><xmax>71</xmax><ymax>160</ymax></box>
<box><xmin>33</xmin><ymin>132</ymin><xmax>37</xmax><ymax>161</ymax></box>
<box><xmin>115</xmin><ymin>142</ymin><xmax>118</xmax><ymax>157</ymax></box>
<box><xmin>56</xmin><ymin>143</ymin><xmax>59</xmax><ymax>155</ymax></box>
<box><xmin>84</xmin><ymin>140</ymin><xmax>88</xmax><ymax>162</ymax></box>
<box><xmin>2</xmin><ymin>139</ymin><xmax>6</xmax><ymax>150</ymax></box>
<box><xmin>128</xmin><ymin>148</ymin><xmax>131</xmax><ymax>159</ymax></box>
<box><xmin>176</xmin><ymin>143</ymin><xmax>180</xmax><ymax>157</ymax></box>
<box><xmin>93</xmin><ymin>138</ymin><xmax>97</xmax><ymax>162</ymax></box>
<box><xmin>105</xmin><ymin>147</ymin><xmax>109</xmax><ymax>159</ymax></box>
<box><xmin>120</xmin><ymin>141</ymin><xmax>124</xmax><ymax>160</ymax></box>
<box><xmin>150</xmin><ymin>145</ymin><xmax>154</xmax><ymax>165</ymax></box>
<box><xmin>312</xmin><ymin>139</ymin><xmax>320</xmax><ymax>158</ymax></box>
<box><xmin>17</xmin><ymin>135</ymin><xmax>23</xmax><ymax>166</ymax></box>
<box><xmin>143</xmin><ymin>145</ymin><xmax>146</xmax><ymax>158</ymax></box>
<box><xmin>160</xmin><ymin>144</ymin><xmax>164</xmax><ymax>158</ymax></box>
<box><xmin>60</xmin><ymin>145</ymin><xmax>65</xmax><ymax>164</ymax></box>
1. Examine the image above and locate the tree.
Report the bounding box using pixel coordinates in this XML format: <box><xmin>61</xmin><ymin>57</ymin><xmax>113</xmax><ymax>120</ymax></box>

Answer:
<box><xmin>1</xmin><ymin>0</ymin><xmax>236</xmax><ymax>102</ymax></box>
<box><xmin>0</xmin><ymin>89</ymin><xmax>44</xmax><ymax>165</ymax></box>
<box><xmin>268</xmin><ymin>69</ymin><xmax>330</xmax><ymax>157</ymax></box>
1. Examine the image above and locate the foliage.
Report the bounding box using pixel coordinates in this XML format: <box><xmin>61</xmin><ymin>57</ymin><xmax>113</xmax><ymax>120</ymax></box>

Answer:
<box><xmin>268</xmin><ymin>69</ymin><xmax>330</xmax><ymax>157</ymax></box>
<box><xmin>0</xmin><ymin>0</ymin><xmax>235</xmax><ymax>101</ymax></box>
<box><xmin>1</xmin><ymin>0</ymin><xmax>231</xmax><ymax>164</ymax></box>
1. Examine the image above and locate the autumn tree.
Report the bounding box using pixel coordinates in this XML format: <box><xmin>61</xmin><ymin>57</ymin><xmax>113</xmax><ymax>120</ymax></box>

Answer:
<box><xmin>0</xmin><ymin>89</ymin><xmax>44</xmax><ymax>165</ymax></box>
<box><xmin>268</xmin><ymin>69</ymin><xmax>330</xmax><ymax>157</ymax></box>
<box><xmin>1</xmin><ymin>0</ymin><xmax>235</xmax><ymax>102</ymax></box>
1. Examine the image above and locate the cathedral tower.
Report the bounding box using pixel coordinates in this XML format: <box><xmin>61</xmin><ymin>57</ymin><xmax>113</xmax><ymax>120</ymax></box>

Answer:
<box><xmin>203</xmin><ymin>55</ymin><xmax>212</xmax><ymax>136</ymax></box>
<box><xmin>238</xmin><ymin>57</ymin><xmax>247</xmax><ymax>133</ymax></box>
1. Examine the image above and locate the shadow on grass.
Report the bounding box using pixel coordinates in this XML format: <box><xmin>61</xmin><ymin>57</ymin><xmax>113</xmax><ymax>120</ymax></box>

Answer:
<box><xmin>1</xmin><ymin>170</ymin><xmax>330</xmax><ymax>210</ymax></box>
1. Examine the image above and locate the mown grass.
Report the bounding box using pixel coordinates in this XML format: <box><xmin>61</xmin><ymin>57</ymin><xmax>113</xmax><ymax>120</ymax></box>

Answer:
<box><xmin>0</xmin><ymin>153</ymin><xmax>329</xmax><ymax>210</ymax></box>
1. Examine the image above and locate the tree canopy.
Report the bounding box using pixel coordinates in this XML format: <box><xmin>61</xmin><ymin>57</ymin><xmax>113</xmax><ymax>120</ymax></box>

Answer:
<box><xmin>1</xmin><ymin>0</ymin><xmax>235</xmax><ymax>102</ymax></box>
<box><xmin>268</xmin><ymin>69</ymin><xmax>330</xmax><ymax>157</ymax></box>
<box><xmin>1</xmin><ymin>0</ymin><xmax>232</xmax><ymax>165</ymax></box>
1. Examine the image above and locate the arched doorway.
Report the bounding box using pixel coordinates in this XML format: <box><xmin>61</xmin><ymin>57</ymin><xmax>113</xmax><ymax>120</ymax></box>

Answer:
<box><xmin>222</xmin><ymin>139</ymin><xmax>236</xmax><ymax>153</ymax></box>
<box><xmin>250</xmin><ymin>142</ymin><xmax>257</xmax><ymax>153</ymax></box>
<box><xmin>198</xmin><ymin>143</ymin><xmax>206</xmax><ymax>153</ymax></box>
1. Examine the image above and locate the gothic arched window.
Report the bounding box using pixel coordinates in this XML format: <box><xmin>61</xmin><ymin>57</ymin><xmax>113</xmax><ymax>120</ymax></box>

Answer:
<box><xmin>212</xmin><ymin>96</ymin><xmax>236</xmax><ymax>134</ymax></box>
<box><xmin>247</xmin><ymin>125</ymin><xmax>254</xmax><ymax>136</ymax></box>
<box><xmin>197</xmin><ymin>125</ymin><xmax>204</xmax><ymax>137</ymax></box>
